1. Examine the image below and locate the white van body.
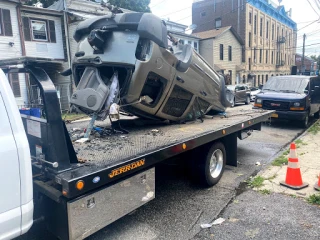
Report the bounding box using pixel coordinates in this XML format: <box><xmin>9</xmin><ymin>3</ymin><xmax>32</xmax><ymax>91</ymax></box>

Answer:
<box><xmin>0</xmin><ymin>69</ymin><xmax>33</xmax><ymax>240</ymax></box>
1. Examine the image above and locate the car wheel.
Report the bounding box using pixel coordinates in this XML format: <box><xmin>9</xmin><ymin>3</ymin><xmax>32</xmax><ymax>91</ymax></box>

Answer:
<box><xmin>231</xmin><ymin>98</ymin><xmax>235</xmax><ymax>108</ymax></box>
<box><xmin>301</xmin><ymin>114</ymin><xmax>309</xmax><ymax>128</ymax></box>
<box><xmin>245</xmin><ymin>96</ymin><xmax>250</xmax><ymax>105</ymax></box>
<box><xmin>196</xmin><ymin>142</ymin><xmax>226</xmax><ymax>187</ymax></box>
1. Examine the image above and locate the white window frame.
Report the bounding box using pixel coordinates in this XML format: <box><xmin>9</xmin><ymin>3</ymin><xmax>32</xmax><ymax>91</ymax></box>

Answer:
<box><xmin>31</xmin><ymin>20</ymin><xmax>48</xmax><ymax>42</ymax></box>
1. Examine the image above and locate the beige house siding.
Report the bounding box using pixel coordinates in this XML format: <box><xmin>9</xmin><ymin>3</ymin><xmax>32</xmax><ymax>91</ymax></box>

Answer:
<box><xmin>212</xmin><ymin>31</ymin><xmax>242</xmax><ymax>85</ymax></box>
<box><xmin>199</xmin><ymin>39</ymin><xmax>213</xmax><ymax>67</ymax></box>
<box><xmin>200</xmin><ymin>30</ymin><xmax>243</xmax><ymax>85</ymax></box>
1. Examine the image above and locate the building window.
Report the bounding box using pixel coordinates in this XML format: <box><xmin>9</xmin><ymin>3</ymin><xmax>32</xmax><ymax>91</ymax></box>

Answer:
<box><xmin>289</xmin><ymin>33</ymin><xmax>291</xmax><ymax>46</ymax></box>
<box><xmin>9</xmin><ymin>73</ymin><xmax>21</xmax><ymax>97</ymax></box>
<box><xmin>242</xmin><ymin>46</ymin><xmax>245</xmax><ymax>62</ymax></box>
<box><xmin>31</xmin><ymin>20</ymin><xmax>48</xmax><ymax>41</ymax></box>
<box><xmin>259</xmin><ymin>49</ymin><xmax>262</xmax><ymax>63</ymax></box>
<box><xmin>271</xmin><ymin>51</ymin><xmax>274</xmax><ymax>64</ymax></box>
<box><xmin>254</xmin><ymin>48</ymin><xmax>256</xmax><ymax>62</ymax></box>
<box><xmin>194</xmin><ymin>42</ymin><xmax>198</xmax><ymax>51</ymax></box>
<box><xmin>266</xmin><ymin>21</ymin><xmax>269</xmax><ymax>39</ymax></box>
<box><xmin>272</xmin><ymin>24</ymin><xmax>274</xmax><ymax>40</ymax></box>
<box><xmin>22</xmin><ymin>17</ymin><xmax>56</xmax><ymax>43</ymax></box>
<box><xmin>200</xmin><ymin>11</ymin><xmax>206</xmax><ymax>17</ymax></box>
<box><xmin>249</xmin><ymin>12</ymin><xmax>252</xmax><ymax>24</ymax></box>
<box><xmin>228</xmin><ymin>46</ymin><xmax>232</xmax><ymax>61</ymax></box>
<box><xmin>285</xmin><ymin>54</ymin><xmax>286</xmax><ymax>65</ymax></box>
<box><xmin>266</xmin><ymin>74</ymin><xmax>268</xmax><ymax>82</ymax></box>
<box><xmin>254</xmin><ymin>15</ymin><xmax>257</xmax><ymax>35</ymax></box>
<box><xmin>260</xmin><ymin>17</ymin><xmax>263</xmax><ymax>37</ymax></box>
<box><xmin>266</xmin><ymin>50</ymin><xmax>268</xmax><ymax>63</ymax></box>
<box><xmin>215</xmin><ymin>18</ymin><xmax>221</xmax><ymax>28</ymax></box>
<box><xmin>0</xmin><ymin>8</ymin><xmax>13</xmax><ymax>36</ymax></box>
<box><xmin>248</xmin><ymin>32</ymin><xmax>251</xmax><ymax>47</ymax></box>
<box><xmin>249</xmin><ymin>58</ymin><xmax>251</xmax><ymax>70</ymax></box>
<box><xmin>262</xmin><ymin>75</ymin><xmax>264</xmax><ymax>84</ymax></box>
<box><xmin>258</xmin><ymin>75</ymin><xmax>260</xmax><ymax>86</ymax></box>
<box><xmin>188</xmin><ymin>41</ymin><xmax>192</xmax><ymax>45</ymax></box>
<box><xmin>220</xmin><ymin>44</ymin><xmax>224</xmax><ymax>60</ymax></box>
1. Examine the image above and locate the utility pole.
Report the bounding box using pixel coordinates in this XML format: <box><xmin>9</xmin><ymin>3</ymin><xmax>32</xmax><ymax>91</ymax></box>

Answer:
<box><xmin>302</xmin><ymin>34</ymin><xmax>306</xmax><ymax>74</ymax></box>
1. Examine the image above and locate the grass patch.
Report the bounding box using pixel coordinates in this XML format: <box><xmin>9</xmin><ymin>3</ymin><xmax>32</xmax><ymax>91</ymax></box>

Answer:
<box><xmin>266</xmin><ymin>174</ymin><xmax>277</xmax><ymax>181</ymax></box>
<box><xmin>272</xmin><ymin>155</ymin><xmax>288</xmax><ymax>166</ymax></box>
<box><xmin>247</xmin><ymin>176</ymin><xmax>265</xmax><ymax>188</ymax></box>
<box><xmin>259</xmin><ymin>189</ymin><xmax>271</xmax><ymax>195</ymax></box>
<box><xmin>62</xmin><ymin>113</ymin><xmax>87</xmax><ymax>121</ymax></box>
<box><xmin>295</xmin><ymin>139</ymin><xmax>308</xmax><ymax>146</ymax></box>
<box><xmin>308</xmin><ymin>121</ymin><xmax>320</xmax><ymax>135</ymax></box>
<box><xmin>306</xmin><ymin>194</ymin><xmax>320</xmax><ymax>205</ymax></box>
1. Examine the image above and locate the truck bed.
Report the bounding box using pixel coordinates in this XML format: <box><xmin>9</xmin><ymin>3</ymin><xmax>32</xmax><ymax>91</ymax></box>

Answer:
<box><xmin>56</xmin><ymin>108</ymin><xmax>272</xmax><ymax>198</ymax></box>
<box><xmin>69</xmin><ymin>108</ymin><xmax>270</xmax><ymax>168</ymax></box>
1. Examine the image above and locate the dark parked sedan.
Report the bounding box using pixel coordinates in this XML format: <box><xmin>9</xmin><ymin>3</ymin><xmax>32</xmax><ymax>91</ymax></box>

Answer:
<box><xmin>227</xmin><ymin>84</ymin><xmax>251</xmax><ymax>107</ymax></box>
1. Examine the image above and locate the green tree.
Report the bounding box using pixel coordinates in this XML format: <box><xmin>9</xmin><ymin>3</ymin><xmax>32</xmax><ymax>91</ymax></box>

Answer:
<box><xmin>104</xmin><ymin>0</ymin><xmax>151</xmax><ymax>12</ymax></box>
<box><xmin>310</xmin><ymin>55</ymin><xmax>320</xmax><ymax>70</ymax></box>
<box><xmin>24</xmin><ymin>0</ymin><xmax>57</xmax><ymax>8</ymax></box>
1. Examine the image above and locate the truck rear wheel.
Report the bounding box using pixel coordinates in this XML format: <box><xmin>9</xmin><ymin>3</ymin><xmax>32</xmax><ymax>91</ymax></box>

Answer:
<box><xmin>197</xmin><ymin>142</ymin><xmax>226</xmax><ymax>187</ymax></box>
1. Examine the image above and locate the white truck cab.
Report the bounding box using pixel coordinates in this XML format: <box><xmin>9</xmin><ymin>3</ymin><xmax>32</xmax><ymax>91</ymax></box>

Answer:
<box><xmin>0</xmin><ymin>69</ymin><xmax>33</xmax><ymax>240</ymax></box>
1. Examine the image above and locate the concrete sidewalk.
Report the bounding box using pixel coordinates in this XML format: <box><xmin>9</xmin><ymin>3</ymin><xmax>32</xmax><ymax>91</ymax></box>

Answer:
<box><xmin>257</xmin><ymin>120</ymin><xmax>320</xmax><ymax>198</ymax></box>
<box><xmin>194</xmin><ymin>121</ymin><xmax>320</xmax><ymax>240</ymax></box>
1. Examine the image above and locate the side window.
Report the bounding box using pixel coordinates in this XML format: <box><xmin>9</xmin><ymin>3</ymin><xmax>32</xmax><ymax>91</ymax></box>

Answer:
<box><xmin>0</xmin><ymin>8</ymin><xmax>13</xmax><ymax>36</ymax></box>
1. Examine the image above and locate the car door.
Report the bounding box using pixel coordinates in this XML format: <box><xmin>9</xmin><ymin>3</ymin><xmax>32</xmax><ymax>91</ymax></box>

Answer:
<box><xmin>310</xmin><ymin>77</ymin><xmax>320</xmax><ymax>114</ymax></box>
<box><xmin>0</xmin><ymin>92</ymin><xmax>22</xmax><ymax>239</ymax></box>
<box><xmin>238</xmin><ymin>85</ymin><xmax>246</xmax><ymax>101</ymax></box>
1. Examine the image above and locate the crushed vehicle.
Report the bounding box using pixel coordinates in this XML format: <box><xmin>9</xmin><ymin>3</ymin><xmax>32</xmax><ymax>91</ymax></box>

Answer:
<box><xmin>68</xmin><ymin>12</ymin><xmax>233</xmax><ymax>124</ymax></box>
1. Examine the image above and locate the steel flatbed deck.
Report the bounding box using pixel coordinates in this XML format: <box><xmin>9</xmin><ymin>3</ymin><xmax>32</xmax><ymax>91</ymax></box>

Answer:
<box><xmin>56</xmin><ymin>108</ymin><xmax>273</xmax><ymax>198</ymax></box>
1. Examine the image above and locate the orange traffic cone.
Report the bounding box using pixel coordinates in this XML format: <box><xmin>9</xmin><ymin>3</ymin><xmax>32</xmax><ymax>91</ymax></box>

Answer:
<box><xmin>315</xmin><ymin>173</ymin><xmax>320</xmax><ymax>191</ymax></box>
<box><xmin>280</xmin><ymin>143</ymin><xmax>309</xmax><ymax>190</ymax></box>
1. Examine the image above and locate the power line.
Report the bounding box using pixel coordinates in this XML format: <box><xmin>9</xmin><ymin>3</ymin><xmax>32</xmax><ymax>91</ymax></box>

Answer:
<box><xmin>306</xmin><ymin>0</ymin><xmax>320</xmax><ymax>17</ymax></box>
<box><xmin>160</xmin><ymin>6</ymin><xmax>190</xmax><ymax>18</ymax></box>
<box><xmin>150</xmin><ymin>0</ymin><xmax>167</xmax><ymax>9</ymax></box>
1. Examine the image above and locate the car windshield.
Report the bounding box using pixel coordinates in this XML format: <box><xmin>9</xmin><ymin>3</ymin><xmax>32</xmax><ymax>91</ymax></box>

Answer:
<box><xmin>227</xmin><ymin>85</ymin><xmax>236</xmax><ymax>90</ymax></box>
<box><xmin>250</xmin><ymin>87</ymin><xmax>259</xmax><ymax>91</ymax></box>
<box><xmin>262</xmin><ymin>77</ymin><xmax>309</xmax><ymax>94</ymax></box>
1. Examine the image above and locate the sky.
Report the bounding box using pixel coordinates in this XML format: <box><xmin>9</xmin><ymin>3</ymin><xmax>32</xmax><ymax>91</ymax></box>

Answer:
<box><xmin>149</xmin><ymin>0</ymin><xmax>320</xmax><ymax>57</ymax></box>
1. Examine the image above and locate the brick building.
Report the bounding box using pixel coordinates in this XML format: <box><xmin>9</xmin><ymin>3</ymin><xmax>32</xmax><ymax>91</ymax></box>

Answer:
<box><xmin>192</xmin><ymin>0</ymin><xmax>297</xmax><ymax>87</ymax></box>
<box><xmin>295</xmin><ymin>54</ymin><xmax>318</xmax><ymax>75</ymax></box>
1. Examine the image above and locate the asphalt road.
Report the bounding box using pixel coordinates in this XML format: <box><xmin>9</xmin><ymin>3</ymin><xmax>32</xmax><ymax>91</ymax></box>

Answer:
<box><xmin>16</xmin><ymin>104</ymin><xmax>311</xmax><ymax>240</ymax></box>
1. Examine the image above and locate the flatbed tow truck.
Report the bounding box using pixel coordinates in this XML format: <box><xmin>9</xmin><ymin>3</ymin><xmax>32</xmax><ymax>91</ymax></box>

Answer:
<box><xmin>0</xmin><ymin>63</ymin><xmax>273</xmax><ymax>240</ymax></box>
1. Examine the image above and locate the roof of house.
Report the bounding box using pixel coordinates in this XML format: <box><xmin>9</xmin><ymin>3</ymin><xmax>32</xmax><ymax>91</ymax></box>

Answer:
<box><xmin>48</xmin><ymin>0</ymin><xmax>132</xmax><ymax>14</ymax></box>
<box><xmin>194</xmin><ymin>26</ymin><xmax>244</xmax><ymax>45</ymax></box>
<box><xmin>170</xmin><ymin>31</ymin><xmax>201</xmax><ymax>40</ymax></box>
<box><xmin>295</xmin><ymin>53</ymin><xmax>315</xmax><ymax>62</ymax></box>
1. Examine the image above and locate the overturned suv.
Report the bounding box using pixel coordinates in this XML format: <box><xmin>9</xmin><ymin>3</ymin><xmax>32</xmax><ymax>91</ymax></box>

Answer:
<box><xmin>254</xmin><ymin>75</ymin><xmax>320</xmax><ymax>127</ymax></box>
<box><xmin>68</xmin><ymin>12</ymin><xmax>233</xmax><ymax>123</ymax></box>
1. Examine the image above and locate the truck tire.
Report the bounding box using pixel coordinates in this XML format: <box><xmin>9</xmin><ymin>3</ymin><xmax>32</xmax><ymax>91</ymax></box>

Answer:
<box><xmin>197</xmin><ymin>142</ymin><xmax>226</xmax><ymax>187</ymax></box>
<box><xmin>301</xmin><ymin>114</ymin><xmax>309</xmax><ymax>128</ymax></box>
